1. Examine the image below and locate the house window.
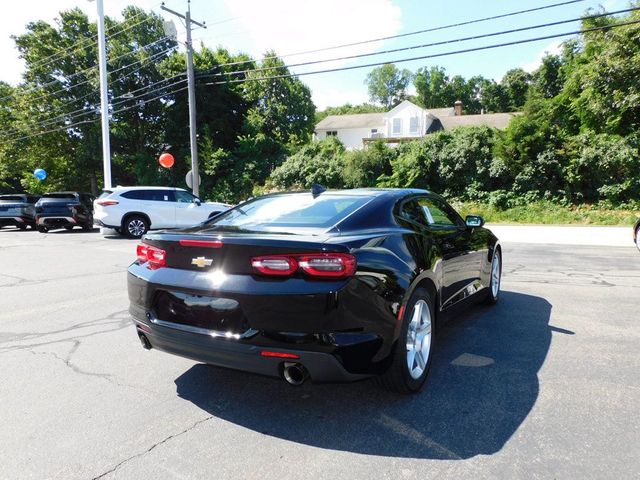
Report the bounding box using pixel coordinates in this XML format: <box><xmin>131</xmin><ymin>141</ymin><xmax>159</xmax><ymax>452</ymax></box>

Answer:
<box><xmin>392</xmin><ymin>118</ymin><xmax>402</xmax><ymax>136</ymax></box>
<box><xmin>409</xmin><ymin>116</ymin><xmax>419</xmax><ymax>134</ymax></box>
<box><xmin>326</xmin><ymin>131</ymin><xmax>338</xmax><ymax>137</ymax></box>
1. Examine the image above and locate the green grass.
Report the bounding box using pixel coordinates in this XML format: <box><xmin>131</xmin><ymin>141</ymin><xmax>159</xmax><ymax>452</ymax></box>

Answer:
<box><xmin>453</xmin><ymin>201</ymin><xmax>640</xmax><ymax>226</ymax></box>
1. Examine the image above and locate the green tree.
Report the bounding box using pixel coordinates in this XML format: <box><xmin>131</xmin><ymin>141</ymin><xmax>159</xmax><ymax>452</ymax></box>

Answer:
<box><xmin>501</xmin><ymin>68</ymin><xmax>532</xmax><ymax>111</ymax></box>
<box><xmin>365</xmin><ymin>64</ymin><xmax>412</xmax><ymax>108</ymax></box>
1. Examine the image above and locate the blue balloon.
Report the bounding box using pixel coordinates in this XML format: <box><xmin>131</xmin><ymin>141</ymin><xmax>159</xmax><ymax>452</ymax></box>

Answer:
<box><xmin>34</xmin><ymin>168</ymin><xmax>47</xmax><ymax>181</ymax></box>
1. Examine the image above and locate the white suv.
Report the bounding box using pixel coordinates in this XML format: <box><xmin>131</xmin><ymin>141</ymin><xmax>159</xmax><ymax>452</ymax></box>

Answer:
<box><xmin>94</xmin><ymin>186</ymin><xmax>231</xmax><ymax>238</ymax></box>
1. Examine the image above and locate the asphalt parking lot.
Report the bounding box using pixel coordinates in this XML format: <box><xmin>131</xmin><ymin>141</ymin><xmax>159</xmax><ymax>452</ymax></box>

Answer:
<box><xmin>0</xmin><ymin>227</ymin><xmax>638</xmax><ymax>479</ymax></box>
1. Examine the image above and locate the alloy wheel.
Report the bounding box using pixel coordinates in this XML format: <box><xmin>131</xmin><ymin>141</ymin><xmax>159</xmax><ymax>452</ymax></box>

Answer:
<box><xmin>128</xmin><ymin>219</ymin><xmax>146</xmax><ymax>237</ymax></box>
<box><xmin>406</xmin><ymin>299</ymin><xmax>432</xmax><ymax>380</ymax></box>
<box><xmin>491</xmin><ymin>252</ymin><xmax>501</xmax><ymax>298</ymax></box>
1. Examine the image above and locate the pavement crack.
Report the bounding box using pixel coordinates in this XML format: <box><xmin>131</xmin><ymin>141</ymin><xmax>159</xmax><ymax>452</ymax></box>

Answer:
<box><xmin>91</xmin><ymin>415</ymin><xmax>214</xmax><ymax>479</ymax></box>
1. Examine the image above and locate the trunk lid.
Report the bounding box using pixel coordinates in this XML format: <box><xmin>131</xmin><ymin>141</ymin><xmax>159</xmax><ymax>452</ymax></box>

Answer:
<box><xmin>143</xmin><ymin>231</ymin><xmax>344</xmax><ymax>274</ymax></box>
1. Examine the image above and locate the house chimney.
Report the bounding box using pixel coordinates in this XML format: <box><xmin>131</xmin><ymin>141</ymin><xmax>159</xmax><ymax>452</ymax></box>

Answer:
<box><xmin>454</xmin><ymin>100</ymin><xmax>463</xmax><ymax>116</ymax></box>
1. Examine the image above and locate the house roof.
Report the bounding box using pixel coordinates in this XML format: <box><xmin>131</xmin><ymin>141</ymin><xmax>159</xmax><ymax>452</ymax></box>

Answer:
<box><xmin>438</xmin><ymin>112</ymin><xmax>518</xmax><ymax>131</ymax></box>
<box><xmin>425</xmin><ymin>107</ymin><xmax>455</xmax><ymax>118</ymax></box>
<box><xmin>316</xmin><ymin>113</ymin><xmax>384</xmax><ymax>130</ymax></box>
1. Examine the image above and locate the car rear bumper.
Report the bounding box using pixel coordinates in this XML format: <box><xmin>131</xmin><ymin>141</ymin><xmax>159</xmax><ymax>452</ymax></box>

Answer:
<box><xmin>0</xmin><ymin>216</ymin><xmax>33</xmax><ymax>226</ymax></box>
<box><xmin>131</xmin><ymin>308</ymin><xmax>370</xmax><ymax>382</ymax></box>
<box><xmin>36</xmin><ymin>215</ymin><xmax>77</xmax><ymax>227</ymax></box>
<box><xmin>128</xmin><ymin>265</ymin><xmax>398</xmax><ymax>381</ymax></box>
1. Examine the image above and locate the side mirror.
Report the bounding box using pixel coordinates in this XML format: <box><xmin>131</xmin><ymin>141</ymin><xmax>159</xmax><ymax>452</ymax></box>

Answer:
<box><xmin>465</xmin><ymin>215</ymin><xmax>484</xmax><ymax>228</ymax></box>
<box><xmin>194</xmin><ymin>198</ymin><xmax>201</xmax><ymax>206</ymax></box>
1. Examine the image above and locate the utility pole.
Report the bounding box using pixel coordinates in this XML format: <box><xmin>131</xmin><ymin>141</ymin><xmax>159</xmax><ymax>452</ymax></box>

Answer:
<box><xmin>161</xmin><ymin>1</ymin><xmax>206</xmax><ymax>197</ymax></box>
<box><xmin>90</xmin><ymin>0</ymin><xmax>112</xmax><ymax>189</ymax></box>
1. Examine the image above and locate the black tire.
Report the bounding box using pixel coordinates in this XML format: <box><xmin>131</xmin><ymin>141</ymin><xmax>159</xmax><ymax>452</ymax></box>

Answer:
<box><xmin>64</xmin><ymin>225</ymin><xmax>74</xmax><ymax>231</ymax></box>
<box><xmin>484</xmin><ymin>249</ymin><xmax>502</xmax><ymax>305</ymax></box>
<box><xmin>123</xmin><ymin>215</ymin><xmax>149</xmax><ymax>239</ymax></box>
<box><xmin>18</xmin><ymin>224</ymin><xmax>28</xmax><ymax>231</ymax></box>
<box><xmin>37</xmin><ymin>226</ymin><xmax>48</xmax><ymax>233</ymax></box>
<box><xmin>376</xmin><ymin>287</ymin><xmax>435</xmax><ymax>394</ymax></box>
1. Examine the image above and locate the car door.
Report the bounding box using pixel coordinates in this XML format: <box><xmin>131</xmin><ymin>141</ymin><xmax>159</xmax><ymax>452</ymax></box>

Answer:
<box><xmin>149</xmin><ymin>190</ymin><xmax>177</xmax><ymax>228</ymax></box>
<box><xmin>416</xmin><ymin>196</ymin><xmax>481</xmax><ymax>308</ymax></box>
<box><xmin>174</xmin><ymin>190</ymin><xmax>204</xmax><ymax>227</ymax></box>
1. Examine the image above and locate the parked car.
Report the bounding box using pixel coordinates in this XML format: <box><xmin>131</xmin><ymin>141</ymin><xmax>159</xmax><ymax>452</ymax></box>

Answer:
<box><xmin>94</xmin><ymin>186</ymin><xmax>231</xmax><ymax>239</ymax></box>
<box><xmin>634</xmin><ymin>218</ymin><xmax>640</xmax><ymax>251</ymax></box>
<box><xmin>35</xmin><ymin>192</ymin><xmax>95</xmax><ymax>233</ymax></box>
<box><xmin>0</xmin><ymin>194</ymin><xmax>39</xmax><ymax>230</ymax></box>
<box><xmin>128</xmin><ymin>188</ymin><xmax>501</xmax><ymax>393</ymax></box>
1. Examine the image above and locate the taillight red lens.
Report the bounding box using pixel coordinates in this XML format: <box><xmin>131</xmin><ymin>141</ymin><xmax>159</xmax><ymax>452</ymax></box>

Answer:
<box><xmin>251</xmin><ymin>256</ymin><xmax>298</xmax><ymax>276</ymax></box>
<box><xmin>251</xmin><ymin>253</ymin><xmax>356</xmax><ymax>278</ymax></box>
<box><xmin>136</xmin><ymin>244</ymin><xmax>148</xmax><ymax>263</ymax></box>
<box><xmin>136</xmin><ymin>243</ymin><xmax>166</xmax><ymax>269</ymax></box>
<box><xmin>97</xmin><ymin>200</ymin><xmax>119</xmax><ymax>206</ymax></box>
<box><xmin>260</xmin><ymin>351</ymin><xmax>300</xmax><ymax>359</ymax></box>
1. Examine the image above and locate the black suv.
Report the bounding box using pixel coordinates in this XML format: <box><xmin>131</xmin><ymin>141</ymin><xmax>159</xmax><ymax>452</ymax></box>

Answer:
<box><xmin>35</xmin><ymin>192</ymin><xmax>95</xmax><ymax>233</ymax></box>
<box><xmin>0</xmin><ymin>194</ymin><xmax>39</xmax><ymax>230</ymax></box>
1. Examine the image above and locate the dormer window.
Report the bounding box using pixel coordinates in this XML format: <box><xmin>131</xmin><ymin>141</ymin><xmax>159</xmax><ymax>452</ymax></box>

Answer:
<box><xmin>409</xmin><ymin>116</ymin><xmax>419</xmax><ymax>134</ymax></box>
<box><xmin>392</xmin><ymin>118</ymin><xmax>402</xmax><ymax>135</ymax></box>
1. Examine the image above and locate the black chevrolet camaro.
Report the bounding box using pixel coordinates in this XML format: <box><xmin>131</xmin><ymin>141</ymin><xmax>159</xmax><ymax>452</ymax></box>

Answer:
<box><xmin>128</xmin><ymin>188</ymin><xmax>501</xmax><ymax>393</ymax></box>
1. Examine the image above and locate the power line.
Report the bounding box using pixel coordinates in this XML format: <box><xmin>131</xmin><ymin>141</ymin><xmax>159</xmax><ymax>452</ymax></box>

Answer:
<box><xmin>1</xmin><ymin>83</ymin><xmax>187</xmax><ymax>144</ymax></box>
<box><xmin>198</xmin><ymin>6</ymin><xmax>638</xmax><ymax>82</ymax></box>
<box><xmin>198</xmin><ymin>18</ymin><xmax>640</xmax><ymax>86</ymax></box>
<box><xmin>25</xmin><ymin>7</ymin><xmax>162</xmax><ymax>72</ymax></box>
<box><xmin>5</xmin><ymin>74</ymin><xmax>186</xmax><ymax>136</ymax></box>
<box><xmin>196</xmin><ymin>0</ymin><xmax>588</xmax><ymax>72</ymax></box>
<box><xmin>0</xmin><ymin>36</ymin><xmax>174</xmax><ymax>104</ymax></box>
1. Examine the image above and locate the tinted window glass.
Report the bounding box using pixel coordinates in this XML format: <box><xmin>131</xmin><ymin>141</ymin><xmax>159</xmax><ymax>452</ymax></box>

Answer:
<box><xmin>98</xmin><ymin>190</ymin><xmax>113</xmax><ymax>199</ymax></box>
<box><xmin>39</xmin><ymin>193</ymin><xmax>77</xmax><ymax>203</ymax></box>
<box><xmin>418</xmin><ymin>197</ymin><xmax>462</xmax><ymax>227</ymax></box>
<box><xmin>0</xmin><ymin>195</ymin><xmax>25</xmax><ymax>203</ymax></box>
<box><xmin>399</xmin><ymin>200</ymin><xmax>428</xmax><ymax>226</ymax></box>
<box><xmin>203</xmin><ymin>194</ymin><xmax>371</xmax><ymax>232</ymax></box>
<box><xmin>121</xmin><ymin>190</ymin><xmax>147</xmax><ymax>200</ymax></box>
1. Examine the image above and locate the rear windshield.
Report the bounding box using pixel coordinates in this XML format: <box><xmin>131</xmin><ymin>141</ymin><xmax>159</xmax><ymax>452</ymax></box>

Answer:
<box><xmin>98</xmin><ymin>190</ymin><xmax>113</xmax><ymax>199</ymax></box>
<box><xmin>201</xmin><ymin>194</ymin><xmax>371</xmax><ymax>233</ymax></box>
<box><xmin>39</xmin><ymin>193</ymin><xmax>77</xmax><ymax>202</ymax></box>
<box><xmin>0</xmin><ymin>195</ymin><xmax>25</xmax><ymax>202</ymax></box>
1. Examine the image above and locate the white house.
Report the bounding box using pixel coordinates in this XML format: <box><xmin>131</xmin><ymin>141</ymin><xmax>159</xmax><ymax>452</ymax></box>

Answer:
<box><xmin>314</xmin><ymin>100</ymin><xmax>517</xmax><ymax>150</ymax></box>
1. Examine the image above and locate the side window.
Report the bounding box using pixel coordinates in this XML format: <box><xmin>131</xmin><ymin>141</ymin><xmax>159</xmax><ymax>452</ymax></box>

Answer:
<box><xmin>399</xmin><ymin>200</ymin><xmax>429</xmax><ymax>227</ymax></box>
<box><xmin>418</xmin><ymin>197</ymin><xmax>463</xmax><ymax>227</ymax></box>
<box><xmin>175</xmin><ymin>190</ymin><xmax>196</xmax><ymax>203</ymax></box>
<box><xmin>122</xmin><ymin>190</ymin><xmax>147</xmax><ymax>200</ymax></box>
<box><xmin>162</xmin><ymin>190</ymin><xmax>176</xmax><ymax>202</ymax></box>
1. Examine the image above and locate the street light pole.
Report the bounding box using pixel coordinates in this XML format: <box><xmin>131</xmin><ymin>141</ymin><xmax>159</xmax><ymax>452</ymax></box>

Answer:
<box><xmin>161</xmin><ymin>1</ymin><xmax>206</xmax><ymax>197</ymax></box>
<box><xmin>92</xmin><ymin>0</ymin><xmax>112</xmax><ymax>190</ymax></box>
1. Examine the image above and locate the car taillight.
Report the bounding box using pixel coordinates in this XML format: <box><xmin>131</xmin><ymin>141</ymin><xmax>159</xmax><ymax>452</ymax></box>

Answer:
<box><xmin>251</xmin><ymin>256</ymin><xmax>299</xmax><ymax>276</ymax></box>
<box><xmin>251</xmin><ymin>253</ymin><xmax>356</xmax><ymax>278</ymax></box>
<box><xmin>136</xmin><ymin>243</ymin><xmax>166</xmax><ymax>270</ymax></box>
<box><xmin>97</xmin><ymin>200</ymin><xmax>119</xmax><ymax>206</ymax></box>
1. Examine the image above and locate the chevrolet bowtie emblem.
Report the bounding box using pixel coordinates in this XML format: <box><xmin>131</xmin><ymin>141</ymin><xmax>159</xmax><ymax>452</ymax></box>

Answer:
<box><xmin>191</xmin><ymin>256</ymin><xmax>213</xmax><ymax>268</ymax></box>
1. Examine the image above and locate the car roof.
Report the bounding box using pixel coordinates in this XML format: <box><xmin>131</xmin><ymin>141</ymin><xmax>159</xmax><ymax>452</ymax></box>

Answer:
<box><xmin>261</xmin><ymin>188</ymin><xmax>430</xmax><ymax>199</ymax></box>
<box><xmin>106</xmin><ymin>186</ymin><xmax>186</xmax><ymax>192</ymax></box>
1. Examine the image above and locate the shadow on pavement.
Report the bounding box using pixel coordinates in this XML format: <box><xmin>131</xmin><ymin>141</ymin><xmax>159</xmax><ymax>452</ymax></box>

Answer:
<box><xmin>174</xmin><ymin>290</ymin><xmax>552</xmax><ymax>459</ymax></box>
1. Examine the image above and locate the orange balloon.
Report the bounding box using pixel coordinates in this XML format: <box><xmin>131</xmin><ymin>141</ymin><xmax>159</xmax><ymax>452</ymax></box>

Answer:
<box><xmin>159</xmin><ymin>153</ymin><xmax>175</xmax><ymax>168</ymax></box>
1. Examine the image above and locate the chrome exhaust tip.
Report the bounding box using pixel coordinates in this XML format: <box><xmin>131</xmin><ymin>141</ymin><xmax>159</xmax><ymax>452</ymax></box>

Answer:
<box><xmin>283</xmin><ymin>362</ymin><xmax>308</xmax><ymax>386</ymax></box>
<box><xmin>138</xmin><ymin>332</ymin><xmax>152</xmax><ymax>350</ymax></box>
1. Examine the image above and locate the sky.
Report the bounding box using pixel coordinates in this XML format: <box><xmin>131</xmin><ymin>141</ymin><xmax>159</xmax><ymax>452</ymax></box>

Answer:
<box><xmin>0</xmin><ymin>0</ymin><xmax>630</xmax><ymax>109</ymax></box>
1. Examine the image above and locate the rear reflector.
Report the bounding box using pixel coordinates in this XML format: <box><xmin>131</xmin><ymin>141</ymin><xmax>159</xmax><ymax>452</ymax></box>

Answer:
<box><xmin>136</xmin><ymin>243</ymin><xmax>167</xmax><ymax>270</ymax></box>
<box><xmin>179</xmin><ymin>239</ymin><xmax>223</xmax><ymax>248</ymax></box>
<box><xmin>97</xmin><ymin>200</ymin><xmax>119</xmax><ymax>206</ymax></box>
<box><xmin>251</xmin><ymin>253</ymin><xmax>356</xmax><ymax>278</ymax></box>
<box><xmin>260</xmin><ymin>351</ymin><xmax>300</xmax><ymax>359</ymax></box>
